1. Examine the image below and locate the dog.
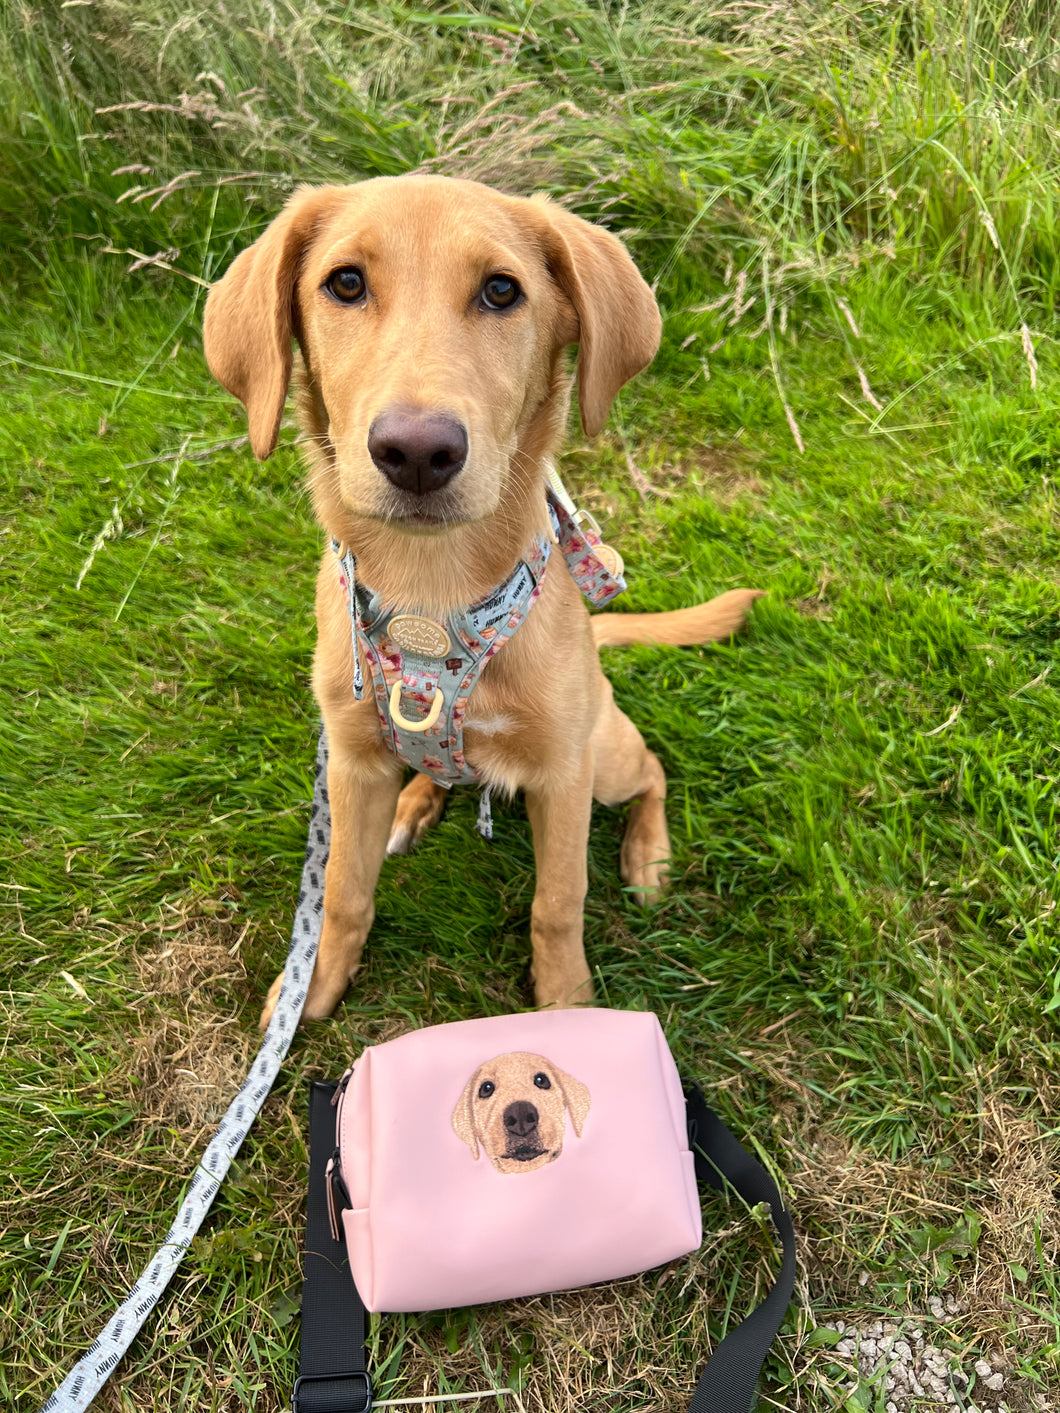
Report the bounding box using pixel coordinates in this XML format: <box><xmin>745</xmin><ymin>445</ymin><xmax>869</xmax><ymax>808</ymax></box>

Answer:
<box><xmin>203</xmin><ymin>175</ymin><xmax>761</xmax><ymax>1025</ymax></box>
<box><xmin>451</xmin><ymin>1051</ymin><xmax>591</xmax><ymax>1174</ymax></box>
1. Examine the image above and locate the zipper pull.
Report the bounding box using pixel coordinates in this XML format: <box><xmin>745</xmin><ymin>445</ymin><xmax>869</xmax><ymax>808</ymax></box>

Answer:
<box><xmin>331</xmin><ymin>1067</ymin><xmax>354</xmax><ymax>1105</ymax></box>
<box><xmin>324</xmin><ymin>1152</ymin><xmax>343</xmax><ymax>1243</ymax></box>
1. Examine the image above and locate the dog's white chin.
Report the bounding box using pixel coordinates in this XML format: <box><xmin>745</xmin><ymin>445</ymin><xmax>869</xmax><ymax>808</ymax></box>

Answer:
<box><xmin>386</xmin><ymin>507</ymin><xmax>474</xmax><ymax>533</ymax></box>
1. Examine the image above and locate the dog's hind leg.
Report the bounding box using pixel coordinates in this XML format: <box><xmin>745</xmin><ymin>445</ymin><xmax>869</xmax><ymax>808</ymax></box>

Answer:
<box><xmin>387</xmin><ymin>774</ymin><xmax>448</xmax><ymax>855</ymax></box>
<box><xmin>591</xmin><ymin>679</ymin><xmax>670</xmax><ymax>905</ymax></box>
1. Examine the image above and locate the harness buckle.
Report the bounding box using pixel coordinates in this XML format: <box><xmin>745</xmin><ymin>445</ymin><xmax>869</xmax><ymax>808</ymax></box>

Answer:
<box><xmin>572</xmin><ymin>508</ymin><xmax>603</xmax><ymax>539</ymax></box>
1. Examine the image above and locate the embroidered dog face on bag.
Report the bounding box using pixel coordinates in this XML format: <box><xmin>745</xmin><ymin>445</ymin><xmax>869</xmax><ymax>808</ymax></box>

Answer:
<box><xmin>451</xmin><ymin>1052</ymin><xmax>591</xmax><ymax>1174</ymax></box>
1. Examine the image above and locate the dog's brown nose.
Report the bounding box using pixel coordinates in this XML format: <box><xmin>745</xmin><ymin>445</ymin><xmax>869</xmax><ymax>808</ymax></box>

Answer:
<box><xmin>503</xmin><ymin>1101</ymin><xmax>539</xmax><ymax>1138</ymax></box>
<box><xmin>368</xmin><ymin>409</ymin><xmax>468</xmax><ymax>496</ymax></box>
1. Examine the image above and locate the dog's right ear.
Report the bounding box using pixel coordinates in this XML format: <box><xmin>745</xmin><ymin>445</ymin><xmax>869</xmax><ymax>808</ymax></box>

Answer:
<box><xmin>451</xmin><ymin>1072</ymin><xmax>481</xmax><ymax>1160</ymax></box>
<box><xmin>203</xmin><ymin>185</ymin><xmax>338</xmax><ymax>460</ymax></box>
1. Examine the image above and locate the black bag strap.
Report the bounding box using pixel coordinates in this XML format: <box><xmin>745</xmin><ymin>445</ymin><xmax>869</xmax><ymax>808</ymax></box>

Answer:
<box><xmin>297</xmin><ymin>1078</ymin><xmax>796</xmax><ymax>1413</ymax></box>
<box><xmin>683</xmin><ymin>1081</ymin><xmax>797</xmax><ymax>1413</ymax></box>
<box><xmin>293</xmin><ymin>1081</ymin><xmax>371</xmax><ymax>1413</ymax></box>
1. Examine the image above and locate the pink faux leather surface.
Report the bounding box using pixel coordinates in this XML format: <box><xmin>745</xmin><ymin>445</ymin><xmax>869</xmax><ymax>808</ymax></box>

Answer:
<box><xmin>337</xmin><ymin>1008</ymin><xmax>701</xmax><ymax>1312</ymax></box>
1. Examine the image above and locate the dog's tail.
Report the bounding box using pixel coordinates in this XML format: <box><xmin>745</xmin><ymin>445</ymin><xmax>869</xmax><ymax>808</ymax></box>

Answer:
<box><xmin>591</xmin><ymin>588</ymin><xmax>764</xmax><ymax>649</ymax></box>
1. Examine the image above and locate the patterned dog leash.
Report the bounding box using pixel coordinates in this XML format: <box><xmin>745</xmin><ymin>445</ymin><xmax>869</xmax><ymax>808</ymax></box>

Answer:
<box><xmin>38</xmin><ymin>729</ymin><xmax>331</xmax><ymax>1413</ymax></box>
<box><xmin>37</xmin><ymin>476</ymin><xmax>626</xmax><ymax>1409</ymax></box>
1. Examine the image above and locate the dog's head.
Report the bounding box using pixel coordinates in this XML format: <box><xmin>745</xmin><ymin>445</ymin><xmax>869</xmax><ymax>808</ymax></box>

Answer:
<box><xmin>203</xmin><ymin>176</ymin><xmax>660</xmax><ymax>534</ymax></box>
<box><xmin>451</xmin><ymin>1050</ymin><xmax>591</xmax><ymax>1175</ymax></box>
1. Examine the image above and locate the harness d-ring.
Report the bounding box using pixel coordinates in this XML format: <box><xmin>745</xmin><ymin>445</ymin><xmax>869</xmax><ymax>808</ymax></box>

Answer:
<box><xmin>389</xmin><ymin>682</ymin><xmax>443</xmax><ymax>732</ymax></box>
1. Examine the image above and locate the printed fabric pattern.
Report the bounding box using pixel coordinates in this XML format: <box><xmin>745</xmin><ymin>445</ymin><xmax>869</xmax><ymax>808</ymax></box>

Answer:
<box><xmin>333</xmin><ymin>488</ymin><xmax>627</xmax><ymax>787</ymax></box>
<box><xmin>337</xmin><ymin>530</ymin><xmax>552</xmax><ymax>784</ymax></box>
<box><xmin>547</xmin><ymin>491</ymin><xmax>626</xmax><ymax>607</ymax></box>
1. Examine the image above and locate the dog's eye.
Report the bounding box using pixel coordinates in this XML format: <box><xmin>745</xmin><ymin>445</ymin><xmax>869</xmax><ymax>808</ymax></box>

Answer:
<box><xmin>480</xmin><ymin>275</ymin><xmax>521</xmax><ymax>311</ymax></box>
<box><xmin>533</xmin><ymin>1073</ymin><xmax>551</xmax><ymax>1090</ymax></box>
<box><xmin>325</xmin><ymin>266</ymin><xmax>367</xmax><ymax>303</ymax></box>
<box><xmin>477</xmin><ymin>1081</ymin><xmax>495</xmax><ymax>1099</ymax></box>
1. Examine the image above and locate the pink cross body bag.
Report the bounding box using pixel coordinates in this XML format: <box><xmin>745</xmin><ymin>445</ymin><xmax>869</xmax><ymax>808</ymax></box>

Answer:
<box><xmin>296</xmin><ymin>1006</ymin><xmax>796</xmax><ymax>1413</ymax></box>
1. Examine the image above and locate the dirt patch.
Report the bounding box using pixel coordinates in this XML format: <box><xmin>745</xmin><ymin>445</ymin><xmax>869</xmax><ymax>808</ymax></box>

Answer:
<box><xmin>795</xmin><ymin>595</ymin><xmax>834</xmax><ymax>619</ymax></box>
<box><xmin>686</xmin><ymin>445</ymin><xmax>767</xmax><ymax>508</ymax></box>
<box><xmin>606</xmin><ymin>444</ymin><xmax>766</xmax><ymax>510</ymax></box>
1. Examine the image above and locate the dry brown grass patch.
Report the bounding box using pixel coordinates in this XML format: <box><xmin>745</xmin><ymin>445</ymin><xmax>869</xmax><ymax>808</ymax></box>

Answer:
<box><xmin>786</xmin><ymin>1108</ymin><xmax>1060</xmax><ymax>1351</ymax></box>
<box><xmin>973</xmin><ymin>1098</ymin><xmax>1060</xmax><ymax>1321</ymax></box>
<box><xmin>129</xmin><ymin>903</ymin><xmax>256</xmax><ymax>1134</ymax></box>
<box><xmin>132</xmin><ymin>1012</ymin><xmax>255</xmax><ymax>1130</ymax></box>
<box><xmin>385</xmin><ymin>1219</ymin><xmax>793</xmax><ymax>1413</ymax></box>
<box><xmin>685</xmin><ymin>446</ymin><xmax>767</xmax><ymax>509</ymax></box>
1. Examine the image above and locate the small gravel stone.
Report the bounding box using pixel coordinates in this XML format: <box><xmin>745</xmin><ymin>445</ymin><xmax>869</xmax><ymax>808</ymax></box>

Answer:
<box><xmin>814</xmin><ymin>1309</ymin><xmax>1019</xmax><ymax>1413</ymax></box>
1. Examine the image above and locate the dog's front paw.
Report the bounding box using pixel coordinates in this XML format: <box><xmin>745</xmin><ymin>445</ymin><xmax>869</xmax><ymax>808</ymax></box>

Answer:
<box><xmin>258</xmin><ymin>958</ymin><xmax>357</xmax><ymax>1029</ymax></box>
<box><xmin>532</xmin><ymin>958</ymin><xmax>594</xmax><ymax>1010</ymax></box>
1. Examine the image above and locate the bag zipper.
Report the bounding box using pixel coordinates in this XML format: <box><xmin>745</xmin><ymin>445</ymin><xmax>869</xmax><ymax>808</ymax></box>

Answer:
<box><xmin>326</xmin><ymin>1068</ymin><xmax>355</xmax><ymax>1242</ymax></box>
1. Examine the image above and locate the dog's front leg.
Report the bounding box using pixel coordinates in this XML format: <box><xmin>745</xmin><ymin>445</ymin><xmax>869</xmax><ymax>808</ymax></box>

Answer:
<box><xmin>524</xmin><ymin>749</ymin><xmax>594</xmax><ymax>1008</ymax></box>
<box><xmin>259</xmin><ymin>736</ymin><xmax>403</xmax><ymax>1027</ymax></box>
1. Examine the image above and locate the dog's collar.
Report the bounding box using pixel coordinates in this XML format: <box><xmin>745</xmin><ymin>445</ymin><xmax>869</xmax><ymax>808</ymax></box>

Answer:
<box><xmin>330</xmin><ymin>470</ymin><xmax>626</xmax><ymax>794</ymax></box>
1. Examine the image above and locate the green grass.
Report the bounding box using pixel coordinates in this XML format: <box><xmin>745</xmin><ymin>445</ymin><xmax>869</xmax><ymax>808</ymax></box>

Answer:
<box><xmin>3</xmin><ymin>1</ymin><xmax>1060</xmax><ymax>1409</ymax></box>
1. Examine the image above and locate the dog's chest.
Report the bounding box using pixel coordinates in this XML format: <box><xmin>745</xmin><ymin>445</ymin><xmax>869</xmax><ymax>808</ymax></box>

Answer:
<box><xmin>462</xmin><ymin>711</ymin><xmax>516</xmax><ymax>738</ymax></box>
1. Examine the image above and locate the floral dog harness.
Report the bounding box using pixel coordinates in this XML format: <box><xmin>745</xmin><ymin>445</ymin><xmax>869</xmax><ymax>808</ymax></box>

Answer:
<box><xmin>333</xmin><ymin>473</ymin><xmax>625</xmax><ymax>831</ymax></box>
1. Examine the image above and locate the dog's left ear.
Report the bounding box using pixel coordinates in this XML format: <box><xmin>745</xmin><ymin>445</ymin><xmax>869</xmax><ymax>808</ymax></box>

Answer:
<box><xmin>532</xmin><ymin>198</ymin><xmax>662</xmax><ymax>437</ymax></box>
<box><xmin>451</xmin><ymin>1072</ymin><xmax>482</xmax><ymax>1160</ymax></box>
<box><xmin>553</xmin><ymin>1065</ymin><xmax>592</xmax><ymax>1138</ymax></box>
<box><xmin>203</xmin><ymin>184</ymin><xmax>341</xmax><ymax>460</ymax></box>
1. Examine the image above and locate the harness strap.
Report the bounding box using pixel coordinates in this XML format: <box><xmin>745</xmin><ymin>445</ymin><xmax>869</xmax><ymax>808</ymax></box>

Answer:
<box><xmin>331</xmin><ymin>475</ymin><xmax>626</xmax><ymax>795</ymax></box>
<box><xmin>544</xmin><ymin>475</ymin><xmax>626</xmax><ymax>604</ymax></box>
<box><xmin>334</xmin><ymin>528</ymin><xmax>553</xmax><ymax>787</ymax></box>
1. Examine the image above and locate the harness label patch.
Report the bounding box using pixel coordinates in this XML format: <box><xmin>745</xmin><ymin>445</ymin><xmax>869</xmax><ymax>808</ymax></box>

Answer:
<box><xmin>387</xmin><ymin>615</ymin><xmax>451</xmax><ymax>658</ymax></box>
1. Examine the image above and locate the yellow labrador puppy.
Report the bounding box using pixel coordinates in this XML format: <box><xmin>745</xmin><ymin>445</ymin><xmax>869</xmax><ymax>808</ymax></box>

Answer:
<box><xmin>203</xmin><ymin>175</ymin><xmax>759</xmax><ymax>1025</ymax></box>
